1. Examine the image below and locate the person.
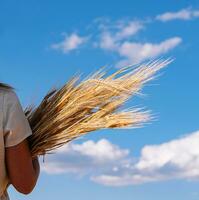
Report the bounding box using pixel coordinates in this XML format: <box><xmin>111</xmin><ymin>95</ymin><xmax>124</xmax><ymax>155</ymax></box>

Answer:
<box><xmin>0</xmin><ymin>83</ymin><xmax>40</xmax><ymax>200</ymax></box>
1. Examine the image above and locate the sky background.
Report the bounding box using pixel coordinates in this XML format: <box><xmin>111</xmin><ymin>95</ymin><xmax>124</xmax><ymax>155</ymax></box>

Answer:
<box><xmin>0</xmin><ymin>0</ymin><xmax>199</xmax><ymax>199</ymax></box>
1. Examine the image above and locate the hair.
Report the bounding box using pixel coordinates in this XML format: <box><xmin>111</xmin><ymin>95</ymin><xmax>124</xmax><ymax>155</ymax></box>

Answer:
<box><xmin>0</xmin><ymin>82</ymin><xmax>14</xmax><ymax>90</ymax></box>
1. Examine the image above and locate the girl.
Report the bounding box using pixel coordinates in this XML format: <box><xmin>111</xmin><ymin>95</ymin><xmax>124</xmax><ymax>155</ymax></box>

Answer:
<box><xmin>0</xmin><ymin>83</ymin><xmax>40</xmax><ymax>200</ymax></box>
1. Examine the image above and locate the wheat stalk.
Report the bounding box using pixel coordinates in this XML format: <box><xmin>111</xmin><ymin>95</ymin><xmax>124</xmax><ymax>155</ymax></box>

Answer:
<box><xmin>24</xmin><ymin>59</ymin><xmax>172</xmax><ymax>158</ymax></box>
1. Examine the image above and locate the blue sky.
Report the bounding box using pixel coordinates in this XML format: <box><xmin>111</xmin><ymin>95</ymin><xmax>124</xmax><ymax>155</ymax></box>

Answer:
<box><xmin>1</xmin><ymin>0</ymin><xmax>199</xmax><ymax>199</ymax></box>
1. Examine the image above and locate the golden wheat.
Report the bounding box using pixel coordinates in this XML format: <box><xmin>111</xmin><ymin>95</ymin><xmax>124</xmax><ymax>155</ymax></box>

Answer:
<box><xmin>24</xmin><ymin>59</ymin><xmax>172</xmax><ymax>158</ymax></box>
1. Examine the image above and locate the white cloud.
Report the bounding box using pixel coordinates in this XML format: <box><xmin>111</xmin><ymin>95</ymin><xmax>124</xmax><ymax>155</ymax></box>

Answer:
<box><xmin>41</xmin><ymin>130</ymin><xmax>199</xmax><ymax>187</ymax></box>
<box><xmin>51</xmin><ymin>33</ymin><xmax>88</xmax><ymax>53</ymax></box>
<box><xmin>98</xmin><ymin>20</ymin><xmax>144</xmax><ymax>51</ymax></box>
<box><xmin>156</xmin><ymin>8</ymin><xmax>199</xmax><ymax>22</ymax></box>
<box><xmin>99</xmin><ymin>32</ymin><xmax>118</xmax><ymax>50</ymax></box>
<box><xmin>99</xmin><ymin>33</ymin><xmax>182</xmax><ymax>67</ymax></box>
<box><xmin>92</xmin><ymin>130</ymin><xmax>199</xmax><ymax>186</ymax></box>
<box><xmin>72</xmin><ymin>139</ymin><xmax>129</xmax><ymax>161</ymax></box>
<box><xmin>114</xmin><ymin>21</ymin><xmax>144</xmax><ymax>41</ymax></box>
<box><xmin>96</xmin><ymin>19</ymin><xmax>182</xmax><ymax>67</ymax></box>
<box><xmin>116</xmin><ymin>37</ymin><xmax>182</xmax><ymax>67</ymax></box>
<box><xmin>50</xmin><ymin>18</ymin><xmax>183</xmax><ymax>63</ymax></box>
<box><xmin>135</xmin><ymin>131</ymin><xmax>199</xmax><ymax>174</ymax></box>
<box><xmin>41</xmin><ymin>138</ymin><xmax>129</xmax><ymax>176</ymax></box>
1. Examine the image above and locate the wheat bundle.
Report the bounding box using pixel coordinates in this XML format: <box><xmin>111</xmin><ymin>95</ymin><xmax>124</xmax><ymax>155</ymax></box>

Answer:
<box><xmin>25</xmin><ymin>59</ymin><xmax>172</xmax><ymax>158</ymax></box>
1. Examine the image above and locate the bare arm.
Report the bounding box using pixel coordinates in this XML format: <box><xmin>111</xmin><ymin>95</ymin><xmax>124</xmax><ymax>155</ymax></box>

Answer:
<box><xmin>5</xmin><ymin>139</ymin><xmax>40</xmax><ymax>195</ymax></box>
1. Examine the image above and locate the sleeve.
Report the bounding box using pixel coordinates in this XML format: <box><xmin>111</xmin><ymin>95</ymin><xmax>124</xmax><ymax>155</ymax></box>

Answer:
<box><xmin>3</xmin><ymin>90</ymin><xmax>33</xmax><ymax>147</ymax></box>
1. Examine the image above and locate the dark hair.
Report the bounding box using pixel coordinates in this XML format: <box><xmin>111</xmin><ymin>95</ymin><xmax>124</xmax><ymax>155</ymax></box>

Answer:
<box><xmin>0</xmin><ymin>82</ymin><xmax>14</xmax><ymax>90</ymax></box>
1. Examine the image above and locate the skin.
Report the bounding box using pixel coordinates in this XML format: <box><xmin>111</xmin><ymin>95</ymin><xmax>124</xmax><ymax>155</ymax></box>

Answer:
<box><xmin>5</xmin><ymin>139</ymin><xmax>40</xmax><ymax>195</ymax></box>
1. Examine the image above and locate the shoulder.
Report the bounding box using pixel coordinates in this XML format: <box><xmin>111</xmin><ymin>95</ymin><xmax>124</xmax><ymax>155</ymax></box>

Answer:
<box><xmin>1</xmin><ymin>89</ymin><xmax>19</xmax><ymax>107</ymax></box>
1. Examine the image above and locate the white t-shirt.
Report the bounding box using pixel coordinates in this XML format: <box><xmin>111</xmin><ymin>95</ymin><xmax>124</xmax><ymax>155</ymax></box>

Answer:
<box><xmin>0</xmin><ymin>88</ymin><xmax>33</xmax><ymax>199</ymax></box>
